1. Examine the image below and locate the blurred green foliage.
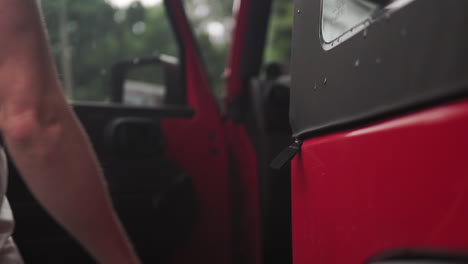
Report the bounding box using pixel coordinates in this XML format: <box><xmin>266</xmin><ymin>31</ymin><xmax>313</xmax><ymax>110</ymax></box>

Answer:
<box><xmin>264</xmin><ymin>0</ymin><xmax>294</xmax><ymax>66</ymax></box>
<box><xmin>42</xmin><ymin>0</ymin><xmax>178</xmax><ymax>101</ymax></box>
<box><xmin>41</xmin><ymin>0</ymin><xmax>293</xmax><ymax>102</ymax></box>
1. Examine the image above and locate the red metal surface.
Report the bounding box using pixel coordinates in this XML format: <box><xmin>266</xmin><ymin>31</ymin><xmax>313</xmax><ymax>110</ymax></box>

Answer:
<box><xmin>223</xmin><ymin>0</ymin><xmax>262</xmax><ymax>263</ymax></box>
<box><xmin>292</xmin><ymin>99</ymin><xmax>468</xmax><ymax>264</ymax></box>
<box><xmin>161</xmin><ymin>1</ymin><xmax>232</xmax><ymax>263</ymax></box>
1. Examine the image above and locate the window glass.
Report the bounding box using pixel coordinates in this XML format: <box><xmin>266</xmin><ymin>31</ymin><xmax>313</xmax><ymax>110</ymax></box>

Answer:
<box><xmin>322</xmin><ymin>0</ymin><xmax>379</xmax><ymax>43</ymax></box>
<box><xmin>321</xmin><ymin>0</ymin><xmax>416</xmax><ymax>48</ymax></box>
<box><xmin>183</xmin><ymin>0</ymin><xmax>234</xmax><ymax>101</ymax></box>
<box><xmin>41</xmin><ymin>0</ymin><xmax>177</xmax><ymax>102</ymax></box>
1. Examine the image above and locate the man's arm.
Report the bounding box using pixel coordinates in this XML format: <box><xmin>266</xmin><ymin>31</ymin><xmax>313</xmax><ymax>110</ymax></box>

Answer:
<box><xmin>0</xmin><ymin>1</ymin><xmax>141</xmax><ymax>263</ymax></box>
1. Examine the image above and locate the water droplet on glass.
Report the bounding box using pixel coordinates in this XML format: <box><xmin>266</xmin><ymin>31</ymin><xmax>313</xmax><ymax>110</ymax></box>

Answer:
<box><xmin>208</xmin><ymin>133</ymin><xmax>216</xmax><ymax>141</ymax></box>
<box><xmin>210</xmin><ymin>148</ymin><xmax>219</xmax><ymax>156</ymax></box>
<box><xmin>100</xmin><ymin>69</ymin><xmax>107</xmax><ymax>76</ymax></box>
<box><xmin>354</xmin><ymin>59</ymin><xmax>360</xmax><ymax>68</ymax></box>
<box><xmin>323</xmin><ymin>77</ymin><xmax>328</xmax><ymax>85</ymax></box>
<box><xmin>376</xmin><ymin>57</ymin><xmax>382</xmax><ymax>64</ymax></box>
<box><xmin>313</xmin><ymin>82</ymin><xmax>318</xmax><ymax>90</ymax></box>
<box><xmin>363</xmin><ymin>29</ymin><xmax>368</xmax><ymax>38</ymax></box>
<box><xmin>297</xmin><ymin>9</ymin><xmax>301</xmax><ymax>14</ymax></box>
<box><xmin>114</xmin><ymin>10</ymin><xmax>126</xmax><ymax>24</ymax></box>
<box><xmin>132</xmin><ymin>21</ymin><xmax>147</xmax><ymax>35</ymax></box>
<box><xmin>400</xmin><ymin>28</ymin><xmax>407</xmax><ymax>37</ymax></box>
<box><xmin>385</xmin><ymin>13</ymin><xmax>391</xmax><ymax>20</ymax></box>
<box><xmin>67</xmin><ymin>21</ymin><xmax>78</xmax><ymax>33</ymax></box>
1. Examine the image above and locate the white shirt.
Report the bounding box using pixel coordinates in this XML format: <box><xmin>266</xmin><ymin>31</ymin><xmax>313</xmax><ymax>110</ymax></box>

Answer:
<box><xmin>0</xmin><ymin>147</ymin><xmax>24</xmax><ymax>263</ymax></box>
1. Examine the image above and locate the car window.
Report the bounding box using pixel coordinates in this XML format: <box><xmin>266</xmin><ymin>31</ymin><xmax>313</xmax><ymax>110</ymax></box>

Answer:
<box><xmin>321</xmin><ymin>0</ymin><xmax>416</xmax><ymax>49</ymax></box>
<box><xmin>41</xmin><ymin>0</ymin><xmax>178</xmax><ymax>103</ymax></box>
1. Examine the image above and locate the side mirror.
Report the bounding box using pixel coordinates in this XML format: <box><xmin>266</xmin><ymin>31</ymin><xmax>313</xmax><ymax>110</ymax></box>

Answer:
<box><xmin>110</xmin><ymin>55</ymin><xmax>185</xmax><ymax>107</ymax></box>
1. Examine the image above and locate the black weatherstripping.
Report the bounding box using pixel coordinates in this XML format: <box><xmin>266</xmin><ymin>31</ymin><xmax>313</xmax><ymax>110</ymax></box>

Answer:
<box><xmin>290</xmin><ymin>0</ymin><xmax>468</xmax><ymax>139</ymax></box>
<box><xmin>367</xmin><ymin>249</ymin><xmax>468</xmax><ymax>264</ymax></box>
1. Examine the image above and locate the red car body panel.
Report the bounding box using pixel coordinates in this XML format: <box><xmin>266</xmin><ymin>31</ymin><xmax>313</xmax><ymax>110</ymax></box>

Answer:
<box><xmin>292</xmin><ymin>99</ymin><xmax>468</xmax><ymax>264</ymax></box>
<box><xmin>224</xmin><ymin>0</ymin><xmax>262</xmax><ymax>264</ymax></box>
<box><xmin>161</xmin><ymin>1</ymin><xmax>232</xmax><ymax>263</ymax></box>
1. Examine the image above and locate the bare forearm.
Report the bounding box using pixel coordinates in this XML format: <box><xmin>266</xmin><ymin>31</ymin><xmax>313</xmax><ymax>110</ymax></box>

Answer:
<box><xmin>3</xmin><ymin>107</ymin><xmax>140</xmax><ymax>264</ymax></box>
<box><xmin>0</xmin><ymin>0</ymin><xmax>140</xmax><ymax>263</ymax></box>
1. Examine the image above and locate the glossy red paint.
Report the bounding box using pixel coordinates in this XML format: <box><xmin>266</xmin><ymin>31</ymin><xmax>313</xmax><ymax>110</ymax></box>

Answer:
<box><xmin>292</xmin><ymin>99</ymin><xmax>468</xmax><ymax>264</ymax></box>
<box><xmin>161</xmin><ymin>1</ymin><xmax>232</xmax><ymax>264</ymax></box>
<box><xmin>224</xmin><ymin>0</ymin><xmax>262</xmax><ymax>263</ymax></box>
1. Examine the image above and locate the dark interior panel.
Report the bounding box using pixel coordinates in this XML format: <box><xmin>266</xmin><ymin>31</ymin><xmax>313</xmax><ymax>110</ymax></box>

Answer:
<box><xmin>249</xmin><ymin>74</ymin><xmax>292</xmax><ymax>264</ymax></box>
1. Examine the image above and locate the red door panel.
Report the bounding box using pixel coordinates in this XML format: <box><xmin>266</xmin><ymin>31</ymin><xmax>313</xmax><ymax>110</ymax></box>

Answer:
<box><xmin>292</xmin><ymin>99</ymin><xmax>468</xmax><ymax>264</ymax></box>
